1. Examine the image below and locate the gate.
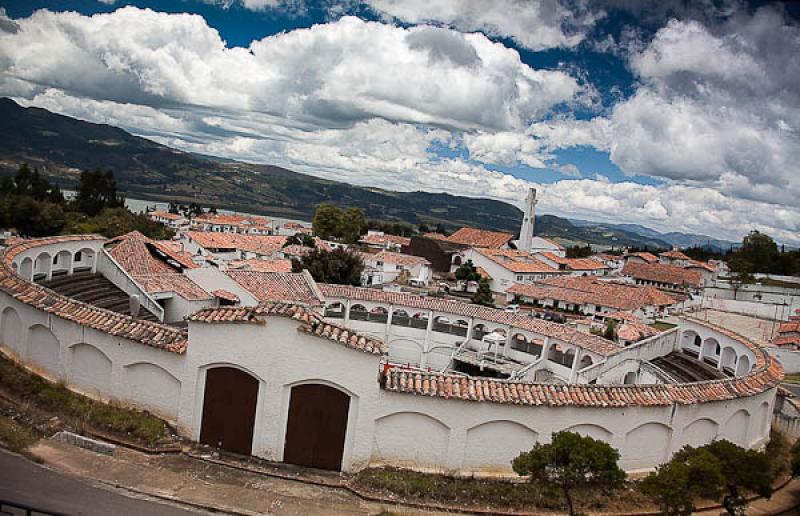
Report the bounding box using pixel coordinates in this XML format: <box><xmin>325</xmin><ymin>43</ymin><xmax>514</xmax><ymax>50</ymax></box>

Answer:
<box><xmin>283</xmin><ymin>384</ymin><xmax>350</xmax><ymax>471</ymax></box>
<box><xmin>199</xmin><ymin>367</ymin><xmax>259</xmax><ymax>455</ymax></box>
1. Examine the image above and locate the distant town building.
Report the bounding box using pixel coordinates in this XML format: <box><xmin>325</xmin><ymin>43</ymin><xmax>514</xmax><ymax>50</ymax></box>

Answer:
<box><xmin>361</xmin><ymin>251</ymin><xmax>431</xmax><ymax>287</ymax></box>
<box><xmin>359</xmin><ymin>230</ymin><xmax>411</xmax><ymax>253</ymax></box>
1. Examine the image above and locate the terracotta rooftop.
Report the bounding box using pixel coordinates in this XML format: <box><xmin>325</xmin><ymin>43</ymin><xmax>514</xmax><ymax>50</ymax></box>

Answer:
<box><xmin>319</xmin><ymin>284</ymin><xmax>620</xmax><ymax>356</ymax></box>
<box><xmin>381</xmin><ymin>316</ymin><xmax>782</xmax><ymax>407</ymax></box>
<box><xmin>684</xmin><ymin>260</ymin><xmax>716</xmax><ymax>273</ymax></box>
<box><xmin>507</xmin><ymin>276</ymin><xmax>676</xmax><ymax>311</ymax></box>
<box><xmin>446</xmin><ymin>227</ymin><xmax>514</xmax><ymax>248</ymax></box>
<box><xmin>2</xmin><ymin>236</ymin><xmax>187</xmax><ymax>353</ymax></box>
<box><xmin>537</xmin><ymin>252</ymin><xmax>609</xmax><ymax>271</ymax></box>
<box><xmin>360</xmin><ymin>233</ymin><xmax>411</xmax><ymax>247</ymax></box>
<box><xmin>150</xmin><ymin>210</ymin><xmax>184</xmax><ymax>221</ymax></box>
<box><xmin>660</xmin><ymin>250</ymin><xmax>691</xmax><ymax>261</ymax></box>
<box><xmin>365</xmin><ymin>251</ymin><xmax>429</xmax><ymax>268</ymax></box>
<box><xmin>617</xmin><ymin>321</ymin><xmax>659</xmax><ymax>342</ymax></box>
<box><xmin>622</xmin><ymin>262</ymin><xmax>702</xmax><ymax>288</ymax></box>
<box><xmin>189</xmin><ymin>302</ymin><xmax>386</xmax><ymax>355</ymax></box>
<box><xmin>134</xmin><ymin>273</ymin><xmax>211</xmax><ymax>301</ymax></box>
<box><xmin>228</xmin><ymin>258</ymin><xmax>293</xmax><ymax>273</ymax></box>
<box><xmin>628</xmin><ymin>252</ymin><xmax>659</xmax><ymax>264</ymax></box>
<box><xmin>152</xmin><ymin>240</ymin><xmax>198</xmax><ymax>270</ymax></box>
<box><xmin>212</xmin><ymin>289</ymin><xmax>240</xmax><ymax>303</ymax></box>
<box><xmin>185</xmin><ymin>232</ymin><xmax>286</xmax><ymax>256</ymax></box>
<box><xmin>423</xmin><ymin>232</ymin><xmax>450</xmax><ymax>241</ymax></box>
<box><xmin>225</xmin><ymin>270</ymin><xmax>324</xmax><ymax>306</ymax></box>
<box><xmin>194</xmin><ymin>213</ymin><xmax>269</xmax><ymax>228</ymax></box>
<box><xmin>474</xmin><ymin>248</ymin><xmax>560</xmax><ymax>274</ymax></box>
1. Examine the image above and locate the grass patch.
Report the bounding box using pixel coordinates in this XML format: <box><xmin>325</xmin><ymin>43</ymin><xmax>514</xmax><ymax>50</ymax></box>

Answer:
<box><xmin>0</xmin><ymin>354</ymin><xmax>167</xmax><ymax>446</ymax></box>
<box><xmin>0</xmin><ymin>415</ymin><xmax>36</xmax><ymax>452</ymax></box>
<box><xmin>650</xmin><ymin>321</ymin><xmax>677</xmax><ymax>331</ymax></box>
<box><xmin>351</xmin><ymin>467</ymin><xmax>649</xmax><ymax>513</ymax></box>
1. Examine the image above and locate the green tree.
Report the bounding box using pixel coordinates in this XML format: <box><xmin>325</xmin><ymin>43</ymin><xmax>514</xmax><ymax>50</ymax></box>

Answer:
<box><xmin>75</xmin><ymin>169</ymin><xmax>124</xmax><ymax>216</ymax></box>
<box><xmin>512</xmin><ymin>431</ymin><xmax>626</xmax><ymax>516</ymax></box>
<box><xmin>312</xmin><ymin>203</ymin><xmax>342</xmax><ymax>240</ymax></box>
<box><xmin>736</xmin><ymin>230</ymin><xmax>778</xmax><ymax>273</ymax></box>
<box><xmin>291</xmin><ymin>247</ymin><xmax>364</xmax><ymax>286</ymax></box>
<box><xmin>340</xmin><ymin>207</ymin><xmax>367</xmax><ymax>243</ymax></box>
<box><xmin>471</xmin><ymin>278</ymin><xmax>495</xmax><ymax>307</ymax></box>
<box><xmin>65</xmin><ymin>207</ymin><xmax>173</xmax><ymax>240</ymax></box>
<box><xmin>566</xmin><ymin>244</ymin><xmax>592</xmax><ymax>258</ymax></box>
<box><xmin>603</xmin><ymin>319</ymin><xmax>617</xmax><ymax>341</ymax></box>
<box><xmin>704</xmin><ymin>440</ymin><xmax>773</xmax><ymax>515</ymax></box>
<box><xmin>284</xmin><ymin>232</ymin><xmax>315</xmax><ymax>248</ymax></box>
<box><xmin>791</xmin><ymin>440</ymin><xmax>800</xmax><ymax>478</ymax></box>
<box><xmin>454</xmin><ymin>259</ymin><xmax>481</xmax><ymax>282</ymax></box>
<box><xmin>641</xmin><ymin>447</ymin><xmax>724</xmax><ymax>516</ymax></box>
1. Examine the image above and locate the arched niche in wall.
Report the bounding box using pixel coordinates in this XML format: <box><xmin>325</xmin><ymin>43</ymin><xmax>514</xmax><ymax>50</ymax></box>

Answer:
<box><xmin>1</xmin><ymin>306</ymin><xmax>23</xmax><ymax>356</ymax></box>
<box><xmin>68</xmin><ymin>343</ymin><xmax>112</xmax><ymax>396</ymax></box>
<box><xmin>720</xmin><ymin>409</ymin><xmax>750</xmax><ymax>446</ymax></box>
<box><xmin>563</xmin><ymin>423</ymin><xmax>613</xmax><ymax>443</ymax></box>
<box><xmin>27</xmin><ymin>324</ymin><xmax>61</xmax><ymax>379</ymax></box>
<box><xmin>679</xmin><ymin>418</ymin><xmax>719</xmax><ymax>449</ymax></box>
<box><xmin>123</xmin><ymin>362</ymin><xmax>182</xmax><ymax>420</ymax></box>
<box><xmin>373</xmin><ymin>412</ymin><xmax>450</xmax><ymax>470</ymax></box>
<box><xmin>623</xmin><ymin>422</ymin><xmax>672</xmax><ymax>468</ymax></box>
<box><xmin>463</xmin><ymin>420</ymin><xmax>538</xmax><ymax>472</ymax></box>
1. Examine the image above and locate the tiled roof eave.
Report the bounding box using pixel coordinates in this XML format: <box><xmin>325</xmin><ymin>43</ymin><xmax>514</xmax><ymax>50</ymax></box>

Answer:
<box><xmin>1</xmin><ymin>236</ymin><xmax>188</xmax><ymax>354</ymax></box>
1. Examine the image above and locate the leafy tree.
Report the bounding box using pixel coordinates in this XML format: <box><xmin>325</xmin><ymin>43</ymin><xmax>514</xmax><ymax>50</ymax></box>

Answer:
<box><xmin>168</xmin><ymin>201</ymin><xmax>181</xmax><ymax>214</ymax></box>
<box><xmin>704</xmin><ymin>440</ymin><xmax>773</xmax><ymax>515</ymax></box>
<box><xmin>312</xmin><ymin>203</ymin><xmax>342</xmax><ymax>240</ymax></box>
<box><xmin>186</xmin><ymin>202</ymin><xmax>204</xmax><ymax>218</ymax></box>
<box><xmin>454</xmin><ymin>259</ymin><xmax>481</xmax><ymax>282</ymax></box>
<box><xmin>291</xmin><ymin>247</ymin><xmax>364</xmax><ymax>286</ymax></box>
<box><xmin>471</xmin><ymin>278</ymin><xmax>495</xmax><ymax>307</ymax></box>
<box><xmin>417</xmin><ymin>223</ymin><xmax>430</xmax><ymax>233</ymax></box>
<box><xmin>434</xmin><ymin>223</ymin><xmax>447</xmax><ymax>235</ymax></box>
<box><xmin>566</xmin><ymin>244</ymin><xmax>592</xmax><ymax>259</ymax></box>
<box><xmin>736</xmin><ymin>230</ymin><xmax>778</xmax><ymax>273</ymax></box>
<box><xmin>75</xmin><ymin>169</ymin><xmax>124</xmax><ymax>216</ymax></box>
<box><xmin>340</xmin><ymin>207</ymin><xmax>367</xmax><ymax>243</ymax></box>
<box><xmin>512</xmin><ymin>431</ymin><xmax>626</xmax><ymax>516</ymax></box>
<box><xmin>65</xmin><ymin>207</ymin><xmax>173</xmax><ymax>240</ymax></box>
<box><xmin>641</xmin><ymin>448</ymin><xmax>724</xmax><ymax>515</ymax></box>
<box><xmin>284</xmin><ymin>232</ymin><xmax>315</xmax><ymax>248</ymax></box>
<box><xmin>603</xmin><ymin>319</ymin><xmax>617</xmax><ymax>341</ymax></box>
<box><xmin>792</xmin><ymin>440</ymin><xmax>800</xmax><ymax>478</ymax></box>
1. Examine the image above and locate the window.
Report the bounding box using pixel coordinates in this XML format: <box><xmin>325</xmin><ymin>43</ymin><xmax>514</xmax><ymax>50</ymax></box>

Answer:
<box><xmin>75</xmin><ymin>251</ymin><xmax>82</xmax><ymax>262</ymax></box>
<box><xmin>516</xmin><ymin>275</ymin><xmax>523</xmax><ymax>281</ymax></box>
<box><xmin>52</xmin><ymin>255</ymin><xmax>58</xmax><ymax>265</ymax></box>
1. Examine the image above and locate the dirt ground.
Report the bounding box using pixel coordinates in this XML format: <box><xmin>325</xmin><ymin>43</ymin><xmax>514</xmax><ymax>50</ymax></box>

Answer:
<box><xmin>692</xmin><ymin>309</ymin><xmax>782</xmax><ymax>346</ymax></box>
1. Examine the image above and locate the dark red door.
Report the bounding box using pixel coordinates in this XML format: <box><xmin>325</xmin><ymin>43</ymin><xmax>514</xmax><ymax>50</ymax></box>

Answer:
<box><xmin>283</xmin><ymin>384</ymin><xmax>350</xmax><ymax>471</ymax></box>
<box><xmin>199</xmin><ymin>367</ymin><xmax>259</xmax><ymax>455</ymax></box>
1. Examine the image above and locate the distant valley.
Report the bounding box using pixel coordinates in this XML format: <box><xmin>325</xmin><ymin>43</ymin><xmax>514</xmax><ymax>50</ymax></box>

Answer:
<box><xmin>0</xmin><ymin>98</ymin><xmax>722</xmax><ymax>250</ymax></box>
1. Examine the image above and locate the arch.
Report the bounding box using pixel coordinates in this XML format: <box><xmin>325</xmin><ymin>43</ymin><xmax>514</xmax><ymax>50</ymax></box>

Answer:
<box><xmin>324</xmin><ymin>302</ymin><xmax>345</xmax><ymax>318</ymax></box>
<box><xmin>33</xmin><ymin>252</ymin><xmax>52</xmax><ymax>280</ymax></box>
<box><xmin>463</xmin><ymin>421</ymin><xmax>538</xmax><ymax>472</ymax></box>
<box><xmin>563</xmin><ymin>423</ymin><xmax>613</xmax><ymax>443</ymax></box>
<box><xmin>756</xmin><ymin>401</ymin><xmax>770</xmax><ymax>440</ymax></box>
<box><xmin>720</xmin><ymin>346</ymin><xmax>737</xmax><ymax>372</ymax></box>
<box><xmin>623</xmin><ymin>422</ymin><xmax>672</xmax><ymax>468</ymax></box>
<box><xmin>373</xmin><ymin>412</ymin><xmax>450</xmax><ymax>469</ymax></box>
<box><xmin>720</xmin><ymin>410</ymin><xmax>750</xmax><ymax>446</ymax></box>
<box><xmin>679</xmin><ymin>418</ymin><xmax>719</xmax><ymax>449</ymax></box>
<box><xmin>579</xmin><ymin>355</ymin><xmax>593</xmax><ymax>369</ymax></box>
<box><xmin>387</xmin><ymin>338</ymin><xmax>424</xmax><ymax>366</ymax></box>
<box><xmin>454</xmin><ymin>319</ymin><xmax>469</xmax><ymax>327</ymax></box>
<box><xmin>623</xmin><ymin>371</ymin><xmax>637</xmax><ymax>384</ymax></box>
<box><xmin>350</xmin><ymin>304</ymin><xmax>367</xmax><ymax>312</ymax></box>
<box><xmin>433</xmin><ymin>315</ymin><xmax>450</xmax><ymax>324</ymax></box>
<box><xmin>735</xmin><ymin>354</ymin><xmax>751</xmax><ymax>376</ymax></box>
<box><xmin>19</xmin><ymin>257</ymin><xmax>32</xmax><ymax>280</ymax></box>
<box><xmin>27</xmin><ymin>324</ymin><xmax>61</xmax><ymax>378</ymax></box>
<box><xmin>72</xmin><ymin>248</ymin><xmax>96</xmax><ymax>272</ymax></box>
<box><xmin>411</xmin><ymin>312</ymin><xmax>428</xmax><ymax>320</ymax></box>
<box><xmin>284</xmin><ymin>383</ymin><xmax>351</xmax><ymax>471</ymax></box>
<box><xmin>452</xmin><ymin>255</ymin><xmax>462</xmax><ymax>266</ymax></box>
<box><xmin>393</xmin><ymin>309</ymin><xmax>409</xmax><ymax>318</ymax></box>
<box><xmin>1</xmin><ymin>306</ymin><xmax>24</xmax><ymax>356</ymax></box>
<box><xmin>491</xmin><ymin>328</ymin><xmax>507</xmax><ymax>337</ymax></box>
<box><xmin>68</xmin><ymin>343</ymin><xmax>112</xmax><ymax>395</ymax></box>
<box><xmin>472</xmin><ymin>323</ymin><xmax>487</xmax><ymax>339</ymax></box>
<box><xmin>564</xmin><ymin>348</ymin><xmax>576</xmax><ymax>367</ymax></box>
<box><xmin>52</xmin><ymin>250</ymin><xmax>72</xmax><ymax>276</ymax></box>
<box><xmin>701</xmin><ymin>337</ymin><xmax>720</xmax><ymax>364</ymax></box>
<box><xmin>199</xmin><ymin>366</ymin><xmax>259</xmax><ymax>455</ymax></box>
<box><xmin>123</xmin><ymin>362</ymin><xmax>181</xmax><ymax>419</ymax></box>
<box><xmin>370</xmin><ymin>306</ymin><xmax>388</xmax><ymax>314</ymax></box>
<box><xmin>680</xmin><ymin>330</ymin><xmax>701</xmax><ymax>355</ymax></box>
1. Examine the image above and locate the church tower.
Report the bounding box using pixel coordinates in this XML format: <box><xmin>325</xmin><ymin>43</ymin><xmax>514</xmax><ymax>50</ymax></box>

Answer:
<box><xmin>518</xmin><ymin>187</ymin><xmax>537</xmax><ymax>253</ymax></box>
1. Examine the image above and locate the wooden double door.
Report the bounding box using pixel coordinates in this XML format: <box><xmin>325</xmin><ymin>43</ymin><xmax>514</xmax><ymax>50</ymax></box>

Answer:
<box><xmin>283</xmin><ymin>384</ymin><xmax>350</xmax><ymax>471</ymax></box>
<box><xmin>199</xmin><ymin>367</ymin><xmax>259</xmax><ymax>455</ymax></box>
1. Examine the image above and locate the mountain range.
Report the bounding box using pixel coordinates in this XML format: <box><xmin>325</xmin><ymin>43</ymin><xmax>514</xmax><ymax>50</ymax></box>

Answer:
<box><xmin>0</xmin><ymin>97</ymin><xmax>732</xmax><ymax>250</ymax></box>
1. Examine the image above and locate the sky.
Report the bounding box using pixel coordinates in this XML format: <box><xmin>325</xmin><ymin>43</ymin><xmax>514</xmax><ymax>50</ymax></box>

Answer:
<box><xmin>0</xmin><ymin>1</ymin><xmax>798</xmax><ymax>245</ymax></box>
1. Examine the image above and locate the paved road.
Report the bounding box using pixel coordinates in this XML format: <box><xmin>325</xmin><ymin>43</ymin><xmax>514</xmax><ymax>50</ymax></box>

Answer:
<box><xmin>0</xmin><ymin>450</ymin><xmax>201</xmax><ymax>516</ymax></box>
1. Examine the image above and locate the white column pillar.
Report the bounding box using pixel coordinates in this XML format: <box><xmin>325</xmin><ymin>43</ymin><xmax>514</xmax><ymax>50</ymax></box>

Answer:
<box><xmin>421</xmin><ymin>310</ymin><xmax>434</xmax><ymax>367</ymax></box>
<box><xmin>344</xmin><ymin>299</ymin><xmax>351</xmax><ymax>326</ymax></box>
<box><xmin>569</xmin><ymin>347</ymin><xmax>583</xmax><ymax>383</ymax></box>
<box><xmin>385</xmin><ymin>304</ymin><xmax>393</xmax><ymax>343</ymax></box>
<box><xmin>503</xmin><ymin>325</ymin><xmax>512</xmax><ymax>357</ymax></box>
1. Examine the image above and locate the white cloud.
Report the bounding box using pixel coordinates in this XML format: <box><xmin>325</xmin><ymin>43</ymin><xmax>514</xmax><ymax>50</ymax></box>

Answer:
<box><xmin>365</xmin><ymin>0</ymin><xmax>602</xmax><ymax>51</ymax></box>
<box><xmin>0</xmin><ymin>9</ymin><xmax>579</xmax><ymax>133</ymax></box>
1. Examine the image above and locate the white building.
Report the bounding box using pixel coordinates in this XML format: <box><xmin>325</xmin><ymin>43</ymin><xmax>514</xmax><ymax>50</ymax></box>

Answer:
<box><xmin>361</xmin><ymin>251</ymin><xmax>432</xmax><ymax>287</ymax></box>
<box><xmin>359</xmin><ymin>231</ymin><xmax>411</xmax><ymax>252</ymax></box>
<box><xmin>0</xmin><ymin>234</ymin><xmax>781</xmax><ymax>477</ymax></box>
<box><xmin>149</xmin><ymin>210</ymin><xmax>189</xmax><ymax>230</ymax></box>
<box><xmin>453</xmin><ymin>248</ymin><xmax>563</xmax><ymax>293</ymax></box>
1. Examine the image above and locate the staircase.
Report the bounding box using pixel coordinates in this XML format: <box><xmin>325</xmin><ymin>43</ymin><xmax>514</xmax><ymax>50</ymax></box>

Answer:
<box><xmin>650</xmin><ymin>352</ymin><xmax>726</xmax><ymax>383</ymax></box>
<box><xmin>38</xmin><ymin>272</ymin><xmax>160</xmax><ymax>322</ymax></box>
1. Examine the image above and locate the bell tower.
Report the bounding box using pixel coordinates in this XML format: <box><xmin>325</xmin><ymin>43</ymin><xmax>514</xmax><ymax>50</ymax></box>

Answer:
<box><xmin>518</xmin><ymin>187</ymin><xmax>537</xmax><ymax>253</ymax></box>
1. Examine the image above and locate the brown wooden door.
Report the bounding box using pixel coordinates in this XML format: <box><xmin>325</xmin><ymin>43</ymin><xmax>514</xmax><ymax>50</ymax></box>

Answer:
<box><xmin>283</xmin><ymin>384</ymin><xmax>350</xmax><ymax>471</ymax></box>
<box><xmin>199</xmin><ymin>367</ymin><xmax>259</xmax><ymax>455</ymax></box>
